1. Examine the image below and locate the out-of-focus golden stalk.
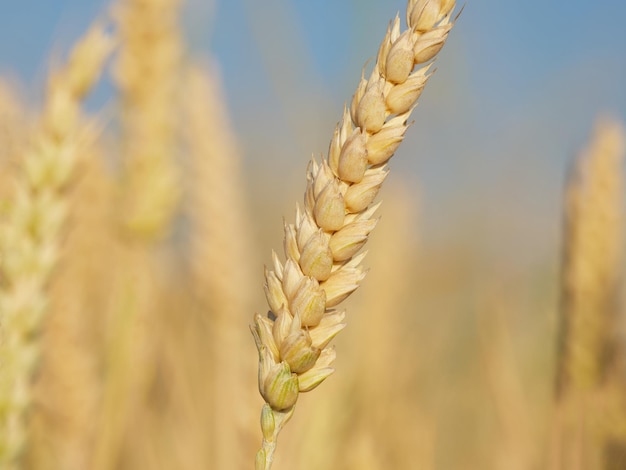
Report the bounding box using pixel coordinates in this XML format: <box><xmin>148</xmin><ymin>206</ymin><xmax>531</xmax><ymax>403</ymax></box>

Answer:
<box><xmin>91</xmin><ymin>1</ymin><xmax>184</xmax><ymax>465</ymax></box>
<box><xmin>92</xmin><ymin>233</ymin><xmax>176</xmax><ymax>470</ymax></box>
<box><xmin>558</xmin><ymin>117</ymin><xmax>625</xmax><ymax>394</ymax></box>
<box><xmin>0</xmin><ymin>25</ymin><xmax>113</xmax><ymax>468</ymax></box>
<box><xmin>479</xmin><ymin>302</ymin><xmax>535</xmax><ymax>470</ymax></box>
<box><xmin>251</xmin><ymin>1</ymin><xmax>457</xmax><ymax>467</ymax></box>
<box><xmin>290</xmin><ymin>184</ymin><xmax>435</xmax><ymax>470</ymax></box>
<box><xmin>113</xmin><ymin>0</ymin><xmax>182</xmax><ymax>241</ymax></box>
<box><xmin>339</xmin><ymin>184</ymin><xmax>434</xmax><ymax>470</ymax></box>
<box><xmin>552</xmin><ymin>117</ymin><xmax>625</xmax><ymax>469</ymax></box>
<box><xmin>183</xmin><ymin>62</ymin><xmax>258</xmax><ymax>470</ymax></box>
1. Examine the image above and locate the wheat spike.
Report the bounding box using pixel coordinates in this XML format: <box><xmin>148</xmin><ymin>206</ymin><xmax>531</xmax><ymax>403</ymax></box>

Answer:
<box><xmin>27</xmin><ymin>151</ymin><xmax>116</xmax><ymax>470</ymax></box>
<box><xmin>552</xmin><ymin>117</ymin><xmax>625</xmax><ymax>469</ymax></box>
<box><xmin>558</xmin><ymin>117</ymin><xmax>625</xmax><ymax>394</ymax></box>
<box><xmin>251</xmin><ymin>1</ymin><xmax>457</xmax><ymax>468</ymax></box>
<box><xmin>89</xmin><ymin>2</ymin><xmax>185</xmax><ymax>463</ymax></box>
<box><xmin>0</xmin><ymin>25</ymin><xmax>113</xmax><ymax>468</ymax></box>
<box><xmin>113</xmin><ymin>0</ymin><xmax>182</xmax><ymax>241</ymax></box>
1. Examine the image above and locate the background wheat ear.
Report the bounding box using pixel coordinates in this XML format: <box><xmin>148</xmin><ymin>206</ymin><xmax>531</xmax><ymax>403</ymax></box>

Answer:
<box><xmin>251</xmin><ymin>1</ymin><xmax>458</xmax><ymax>468</ymax></box>
<box><xmin>27</xmin><ymin>147</ymin><xmax>116</xmax><ymax>470</ymax></box>
<box><xmin>112</xmin><ymin>0</ymin><xmax>182</xmax><ymax>242</ymax></box>
<box><xmin>0</xmin><ymin>23</ymin><xmax>113</xmax><ymax>469</ymax></box>
<box><xmin>558</xmin><ymin>116</ymin><xmax>625</xmax><ymax>395</ymax></box>
<box><xmin>551</xmin><ymin>116</ymin><xmax>626</xmax><ymax>470</ymax></box>
<box><xmin>88</xmin><ymin>1</ymin><xmax>185</xmax><ymax>465</ymax></box>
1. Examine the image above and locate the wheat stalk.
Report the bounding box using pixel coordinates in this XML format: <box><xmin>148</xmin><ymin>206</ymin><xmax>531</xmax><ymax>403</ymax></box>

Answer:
<box><xmin>479</xmin><ymin>301</ymin><xmax>535</xmax><ymax>470</ymax></box>
<box><xmin>0</xmin><ymin>25</ymin><xmax>113</xmax><ymax>468</ymax></box>
<box><xmin>251</xmin><ymin>1</ymin><xmax>457</xmax><ymax>468</ymax></box>
<box><xmin>184</xmin><ymin>62</ymin><xmax>258</xmax><ymax>470</ymax></box>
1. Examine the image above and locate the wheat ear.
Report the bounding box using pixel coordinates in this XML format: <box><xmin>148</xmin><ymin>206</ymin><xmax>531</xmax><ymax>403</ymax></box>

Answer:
<box><xmin>0</xmin><ymin>25</ymin><xmax>113</xmax><ymax>468</ymax></box>
<box><xmin>558</xmin><ymin>117</ymin><xmax>625</xmax><ymax>395</ymax></box>
<box><xmin>552</xmin><ymin>117</ymin><xmax>625</xmax><ymax>469</ymax></box>
<box><xmin>251</xmin><ymin>1</ymin><xmax>457</xmax><ymax>468</ymax></box>
<box><xmin>30</xmin><ymin>150</ymin><xmax>115</xmax><ymax>469</ymax></box>
<box><xmin>113</xmin><ymin>0</ymin><xmax>182</xmax><ymax>241</ymax></box>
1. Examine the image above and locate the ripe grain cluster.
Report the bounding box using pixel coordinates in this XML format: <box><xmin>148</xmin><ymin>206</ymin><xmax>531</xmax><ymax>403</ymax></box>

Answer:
<box><xmin>251</xmin><ymin>1</ymin><xmax>457</xmax><ymax>467</ymax></box>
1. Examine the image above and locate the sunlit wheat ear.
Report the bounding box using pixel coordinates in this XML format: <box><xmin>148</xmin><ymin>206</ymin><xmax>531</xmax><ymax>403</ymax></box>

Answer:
<box><xmin>113</xmin><ymin>0</ymin><xmax>182</xmax><ymax>241</ymax></box>
<box><xmin>251</xmin><ymin>1</ymin><xmax>458</xmax><ymax>468</ymax></box>
<box><xmin>0</xmin><ymin>24</ymin><xmax>113</xmax><ymax>469</ymax></box>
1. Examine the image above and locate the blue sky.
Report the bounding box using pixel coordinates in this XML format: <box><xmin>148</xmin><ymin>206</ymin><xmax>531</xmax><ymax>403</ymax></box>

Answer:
<box><xmin>3</xmin><ymin>0</ymin><xmax>624</xmax><ymax>115</ymax></box>
<box><xmin>1</xmin><ymin>0</ymin><xmax>625</xmax><ymax>264</ymax></box>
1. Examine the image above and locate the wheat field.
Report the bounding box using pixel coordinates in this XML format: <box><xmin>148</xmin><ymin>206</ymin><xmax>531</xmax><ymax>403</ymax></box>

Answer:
<box><xmin>0</xmin><ymin>0</ymin><xmax>625</xmax><ymax>469</ymax></box>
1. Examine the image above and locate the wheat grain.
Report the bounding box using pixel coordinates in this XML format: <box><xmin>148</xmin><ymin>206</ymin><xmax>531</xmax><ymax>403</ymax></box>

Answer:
<box><xmin>251</xmin><ymin>1</ymin><xmax>457</xmax><ymax>467</ymax></box>
<box><xmin>0</xmin><ymin>25</ymin><xmax>113</xmax><ymax>468</ymax></box>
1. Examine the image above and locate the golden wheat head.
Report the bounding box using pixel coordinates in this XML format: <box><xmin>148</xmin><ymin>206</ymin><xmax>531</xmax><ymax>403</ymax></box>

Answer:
<box><xmin>251</xmin><ymin>1</ymin><xmax>458</xmax><ymax>468</ymax></box>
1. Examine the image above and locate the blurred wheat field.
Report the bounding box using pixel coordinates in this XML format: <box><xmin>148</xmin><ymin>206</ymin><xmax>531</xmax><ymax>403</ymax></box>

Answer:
<box><xmin>0</xmin><ymin>0</ymin><xmax>625</xmax><ymax>469</ymax></box>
